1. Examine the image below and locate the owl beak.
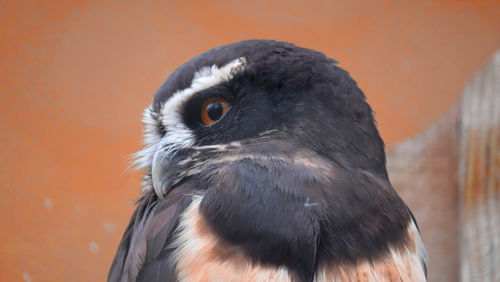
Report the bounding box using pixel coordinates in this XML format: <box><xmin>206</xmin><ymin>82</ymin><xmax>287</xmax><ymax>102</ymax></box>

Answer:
<box><xmin>151</xmin><ymin>146</ymin><xmax>193</xmax><ymax>200</ymax></box>
<box><xmin>151</xmin><ymin>148</ymin><xmax>167</xmax><ymax>199</ymax></box>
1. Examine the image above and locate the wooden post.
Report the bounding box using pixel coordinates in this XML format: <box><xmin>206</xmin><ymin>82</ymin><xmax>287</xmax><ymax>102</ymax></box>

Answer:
<box><xmin>387</xmin><ymin>50</ymin><xmax>500</xmax><ymax>282</ymax></box>
<box><xmin>459</xmin><ymin>51</ymin><xmax>500</xmax><ymax>282</ymax></box>
<box><xmin>387</xmin><ymin>101</ymin><xmax>460</xmax><ymax>282</ymax></box>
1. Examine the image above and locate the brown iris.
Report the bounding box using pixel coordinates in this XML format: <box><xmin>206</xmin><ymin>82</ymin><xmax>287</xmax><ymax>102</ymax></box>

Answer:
<box><xmin>201</xmin><ymin>98</ymin><xmax>229</xmax><ymax>126</ymax></box>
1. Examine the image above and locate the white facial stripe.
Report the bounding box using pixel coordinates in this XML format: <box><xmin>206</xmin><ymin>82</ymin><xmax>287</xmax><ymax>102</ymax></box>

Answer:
<box><xmin>133</xmin><ymin>57</ymin><xmax>246</xmax><ymax>193</ymax></box>
<box><xmin>157</xmin><ymin>57</ymin><xmax>246</xmax><ymax>159</ymax></box>
<box><xmin>160</xmin><ymin>56</ymin><xmax>246</xmax><ymax>132</ymax></box>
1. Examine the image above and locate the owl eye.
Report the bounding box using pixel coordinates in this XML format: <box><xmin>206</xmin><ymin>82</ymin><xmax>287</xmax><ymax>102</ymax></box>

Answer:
<box><xmin>201</xmin><ymin>98</ymin><xmax>229</xmax><ymax>126</ymax></box>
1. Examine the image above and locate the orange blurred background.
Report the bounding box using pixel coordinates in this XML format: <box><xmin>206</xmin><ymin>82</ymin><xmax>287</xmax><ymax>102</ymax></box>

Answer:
<box><xmin>1</xmin><ymin>1</ymin><xmax>499</xmax><ymax>281</ymax></box>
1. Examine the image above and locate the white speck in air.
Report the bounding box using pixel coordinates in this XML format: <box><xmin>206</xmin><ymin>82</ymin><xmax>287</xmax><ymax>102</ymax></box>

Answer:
<box><xmin>89</xmin><ymin>241</ymin><xmax>100</xmax><ymax>254</ymax></box>
<box><xmin>103</xmin><ymin>222</ymin><xmax>116</xmax><ymax>233</ymax></box>
<box><xmin>74</xmin><ymin>203</ymin><xmax>83</xmax><ymax>213</ymax></box>
<box><xmin>22</xmin><ymin>272</ymin><xmax>32</xmax><ymax>282</ymax></box>
<box><xmin>44</xmin><ymin>198</ymin><xmax>53</xmax><ymax>210</ymax></box>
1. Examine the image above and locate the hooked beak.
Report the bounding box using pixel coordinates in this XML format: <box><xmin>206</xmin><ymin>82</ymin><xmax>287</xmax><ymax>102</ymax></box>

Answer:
<box><xmin>151</xmin><ymin>145</ymin><xmax>194</xmax><ymax>199</ymax></box>
<box><xmin>151</xmin><ymin>148</ymin><xmax>168</xmax><ymax>199</ymax></box>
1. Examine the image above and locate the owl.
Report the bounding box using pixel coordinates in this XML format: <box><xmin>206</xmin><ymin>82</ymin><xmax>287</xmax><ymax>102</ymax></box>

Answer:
<box><xmin>108</xmin><ymin>40</ymin><xmax>427</xmax><ymax>282</ymax></box>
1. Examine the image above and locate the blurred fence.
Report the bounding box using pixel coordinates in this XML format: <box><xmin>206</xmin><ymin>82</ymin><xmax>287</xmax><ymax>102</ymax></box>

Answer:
<box><xmin>459</xmin><ymin>50</ymin><xmax>500</xmax><ymax>282</ymax></box>
<box><xmin>387</xmin><ymin>50</ymin><xmax>500</xmax><ymax>282</ymax></box>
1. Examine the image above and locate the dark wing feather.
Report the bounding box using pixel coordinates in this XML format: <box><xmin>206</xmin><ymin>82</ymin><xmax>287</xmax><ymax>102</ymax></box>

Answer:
<box><xmin>107</xmin><ymin>186</ymin><xmax>195</xmax><ymax>282</ymax></box>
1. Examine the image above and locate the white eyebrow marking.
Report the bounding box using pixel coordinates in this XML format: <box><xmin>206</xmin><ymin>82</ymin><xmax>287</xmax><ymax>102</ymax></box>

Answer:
<box><xmin>158</xmin><ymin>56</ymin><xmax>247</xmax><ymax>157</ymax></box>
<box><xmin>161</xmin><ymin>56</ymin><xmax>246</xmax><ymax>130</ymax></box>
